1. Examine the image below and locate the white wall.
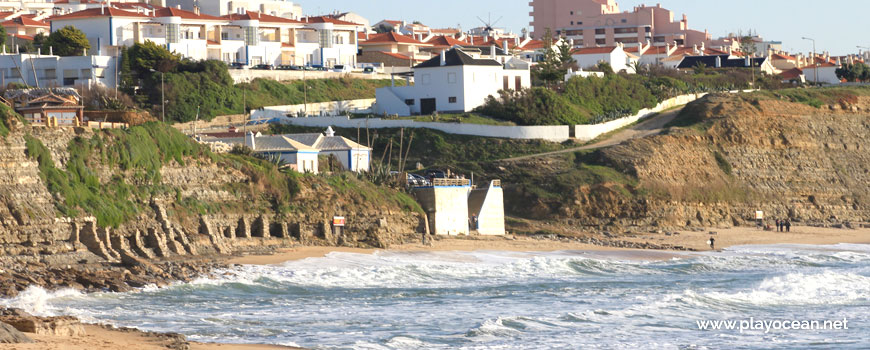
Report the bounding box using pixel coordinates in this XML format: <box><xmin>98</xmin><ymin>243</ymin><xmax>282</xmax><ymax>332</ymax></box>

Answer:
<box><xmin>803</xmin><ymin>66</ymin><xmax>841</xmax><ymax>85</ymax></box>
<box><xmin>251</xmin><ymin>113</ymin><xmax>571</xmax><ymax>142</ymax></box>
<box><xmin>254</xmin><ymin>98</ymin><xmax>376</xmax><ymax>117</ymax></box>
<box><xmin>574</xmin><ymin>93</ymin><xmax>707</xmax><ymax>141</ymax></box>
<box><xmin>474</xmin><ymin>185</ymin><xmax>505</xmax><ymax>236</ymax></box>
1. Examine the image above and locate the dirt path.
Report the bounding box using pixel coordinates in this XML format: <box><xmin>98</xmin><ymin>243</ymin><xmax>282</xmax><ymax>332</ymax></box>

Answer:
<box><xmin>500</xmin><ymin>107</ymin><xmax>683</xmax><ymax>162</ymax></box>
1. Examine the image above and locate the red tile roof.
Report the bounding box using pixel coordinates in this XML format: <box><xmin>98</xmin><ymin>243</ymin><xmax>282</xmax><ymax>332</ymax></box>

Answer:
<box><xmin>302</xmin><ymin>16</ymin><xmax>360</xmax><ymax>26</ymax></box>
<box><xmin>425</xmin><ymin>35</ymin><xmax>469</xmax><ymax>47</ymax></box>
<box><xmin>224</xmin><ymin>11</ymin><xmax>303</xmax><ymax>24</ymax></box>
<box><xmin>154</xmin><ymin>7</ymin><xmax>225</xmax><ymax>21</ymax></box>
<box><xmin>360</xmin><ymin>31</ymin><xmax>427</xmax><ymax>45</ymax></box>
<box><xmin>2</xmin><ymin>16</ymin><xmax>49</xmax><ymax>27</ymax></box>
<box><xmin>206</xmin><ymin>40</ymin><xmax>219</xmax><ymax>45</ymax></box>
<box><xmin>779</xmin><ymin>68</ymin><xmax>803</xmax><ymax>80</ymax></box>
<box><xmin>571</xmin><ymin>46</ymin><xmax>617</xmax><ymax>55</ymax></box>
<box><xmin>379</xmin><ymin>19</ymin><xmax>402</xmax><ymax>26</ymax></box>
<box><xmin>0</xmin><ymin>12</ymin><xmax>17</xmax><ymax>20</ymax></box>
<box><xmin>10</xmin><ymin>34</ymin><xmax>34</xmax><ymax>41</ymax></box>
<box><xmin>49</xmin><ymin>7</ymin><xmax>150</xmax><ymax>20</ymax></box>
<box><xmin>770</xmin><ymin>53</ymin><xmax>796</xmax><ymax>61</ymax></box>
<box><xmin>431</xmin><ymin>28</ymin><xmax>460</xmax><ymax>35</ymax></box>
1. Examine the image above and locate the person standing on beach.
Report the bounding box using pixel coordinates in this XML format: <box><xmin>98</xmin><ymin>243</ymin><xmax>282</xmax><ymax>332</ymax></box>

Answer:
<box><xmin>785</xmin><ymin>219</ymin><xmax>791</xmax><ymax>232</ymax></box>
<box><xmin>776</xmin><ymin>219</ymin><xmax>781</xmax><ymax>232</ymax></box>
<box><xmin>708</xmin><ymin>237</ymin><xmax>715</xmax><ymax>250</ymax></box>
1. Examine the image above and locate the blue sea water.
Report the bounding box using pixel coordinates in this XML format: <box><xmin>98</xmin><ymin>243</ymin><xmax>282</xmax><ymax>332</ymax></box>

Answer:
<box><xmin>3</xmin><ymin>244</ymin><xmax>870</xmax><ymax>349</ymax></box>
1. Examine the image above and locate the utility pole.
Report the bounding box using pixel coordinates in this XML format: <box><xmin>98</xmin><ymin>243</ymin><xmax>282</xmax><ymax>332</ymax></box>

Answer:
<box><xmin>150</xmin><ymin>68</ymin><xmax>165</xmax><ymax>122</ymax></box>
<box><xmin>802</xmin><ymin>37</ymin><xmax>817</xmax><ymax>84</ymax></box>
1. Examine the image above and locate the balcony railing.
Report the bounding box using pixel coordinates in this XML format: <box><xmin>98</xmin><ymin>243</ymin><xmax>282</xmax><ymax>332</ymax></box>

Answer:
<box><xmin>432</xmin><ymin>178</ymin><xmax>470</xmax><ymax>187</ymax></box>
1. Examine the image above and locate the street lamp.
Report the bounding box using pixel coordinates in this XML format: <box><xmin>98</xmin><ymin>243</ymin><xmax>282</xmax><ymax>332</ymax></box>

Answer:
<box><xmin>801</xmin><ymin>37</ymin><xmax>817</xmax><ymax>84</ymax></box>
<box><xmin>149</xmin><ymin>68</ymin><xmax>165</xmax><ymax>123</ymax></box>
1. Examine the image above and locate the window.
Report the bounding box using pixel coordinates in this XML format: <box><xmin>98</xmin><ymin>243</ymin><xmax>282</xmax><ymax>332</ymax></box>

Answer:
<box><xmin>570</xmin><ymin>11</ymin><xmax>573</xmax><ymax>15</ymax></box>
<box><xmin>675</xmin><ymin>39</ymin><xmax>684</xmax><ymax>45</ymax></box>
<box><xmin>570</xmin><ymin>21</ymin><xmax>573</xmax><ymax>25</ymax></box>
<box><xmin>43</xmin><ymin>69</ymin><xmax>56</xmax><ymax>79</ymax></box>
<box><xmin>577</xmin><ymin>21</ymin><xmax>582</xmax><ymax>25</ymax></box>
<box><xmin>221</xmin><ymin>32</ymin><xmax>229</xmax><ymax>40</ymax></box>
<box><xmin>595</xmin><ymin>28</ymin><xmax>605</xmax><ymax>35</ymax></box>
<box><xmin>555</xmin><ymin>30</ymin><xmax>561</xmax><ymax>36</ymax></box>
<box><xmin>319</xmin><ymin>29</ymin><xmax>333</xmax><ymax>48</ymax></box>
<box><xmin>448</xmin><ymin>72</ymin><xmax>456</xmax><ymax>83</ymax></box>
<box><xmin>448</xmin><ymin>97</ymin><xmax>456</xmax><ymax>103</ymax></box>
<box><xmin>621</xmin><ymin>19</ymin><xmax>627</xmax><ymax>23</ymax></box>
<box><xmin>565</xmin><ymin>29</ymin><xmax>583</xmax><ymax>36</ymax></box>
<box><xmin>645</xmin><ymin>27</ymin><xmax>651</xmax><ymax>33</ymax></box>
<box><xmin>653</xmin><ymin>36</ymin><xmax>665</xmax><ymax>43</ymax></box>
<box><xmin>245</xmin><ymin>26</ymin><xmax>259</xmax><ymax>45</ymax></box>
<box><xmin>614</xmin><ymin>27</ymin><xmax>638</xmax><ymax>34</ymax></box>
<box><xmin>405</xmin><ymin>99</ymin><xmax>415</xmax><ymax>105</ymax></box>
<box><xmin>165</xmin><ymin>23</ymin><xmax>179</xmax><ymax>43</ymax></box>
<box><xmin>595</xmin><ymin>38</ymin><xmax>606</xmax><ymax>45</ymax></box>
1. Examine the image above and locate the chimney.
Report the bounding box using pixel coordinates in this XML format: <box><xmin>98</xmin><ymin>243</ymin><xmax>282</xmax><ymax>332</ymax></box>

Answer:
<box><xmin>470</xmin><ymin>35</ymin><xmax>474</xmax><ymax>45</ymax></box>
<box><xmin>491</xmin><ymin>44</ymin><xmax>496</xmax><ymax>58</ymax></box>
<box><xmin>440</xmin><ymin>49</ymin><xmax>446</xmax><ymax>66</ymax></box>
<box><xmin>503</xmin><ymin>39</ymin><xmax>509</xmax><ymax>51</ymax></box>
<box><xmin>194</xmin><ymin>6</ymin><xmax>200</xmax><ymax>15</ymax></box>
<box><xmin>745</xmin><ymin>56</ymin><xmax>750</xmax><ymax>67</ymax></box>
<box><xmin>49</xmin><ymin>46</ymin><xmax>53</xmax><ymax>55</ymax></box>
<box><xmin>715</xmin><ymin>56</ymin><xmax>721</xmax><ymax>68</ymax></box>
<box><xmin>245</xmin><ymin>131</ymin><xmax>256</xmax><ymax>150</ymax></box>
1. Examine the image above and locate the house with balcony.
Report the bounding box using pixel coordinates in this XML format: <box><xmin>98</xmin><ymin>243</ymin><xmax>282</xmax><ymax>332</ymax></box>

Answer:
<box><xmin>374</xmin><ymin>48</ymin><xmax>530</xmax><ymax>116</ymax></box>
<box><xmin>0</xmin><ymin>52</ymin><xmax>117</xmax><ymax>88</ymax></box>
<box><xmin>47</xmin><ymin>4</ymin><xmax>361</xmax><ymax>69</ymax></box>
<box><xmin>2</xmin><ymin>15</ymin><xmax>50</xmax><ymax>41</ymax></box>
<box><xmin>3</xmin><ymin>88</ymin><xmax>84</xmax><ymax>127</ymax></box>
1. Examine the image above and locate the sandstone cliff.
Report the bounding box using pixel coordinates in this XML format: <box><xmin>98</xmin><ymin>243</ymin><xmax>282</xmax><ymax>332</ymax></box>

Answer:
<box><xmin>0</xmin><ymin>120</ymin><xmax>423</xmax><ymax>296</ymax></box>
<box><xmin>495</xmin><ymin>91</ymin><xmax>870</xmax><ymax>231</ymax></box>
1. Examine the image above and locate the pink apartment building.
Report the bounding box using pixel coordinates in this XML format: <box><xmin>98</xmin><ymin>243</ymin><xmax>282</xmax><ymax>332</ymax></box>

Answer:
<box><xmin>529</xmin><ymin>0</ymin><xmax>710</xmax><ymax>48</ymax></box>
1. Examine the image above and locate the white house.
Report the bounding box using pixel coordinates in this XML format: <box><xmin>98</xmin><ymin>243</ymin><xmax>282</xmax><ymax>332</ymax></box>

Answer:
<box><xmin>284</xmin><ymin>126</ymin><xmax>372</xmax><ymax>172</ymax></box>
<box><xmin>201</xmin><ymin>132</ymin><xmax>319</xmax><ymax>172</ymax></box>
<box><xmin>802</xmin><ymin>62</ymin><xmax>841</xmax><ymax>84</ymax></box>
<box><xmin>374</xmin><ymin>48</ymin><xmax>530</xmax><ymax>116</ymax></box>
<box><xmin>571</xmin><ymin>44</ymin><xmax>634</xmax><ymax>74</ymax></box>
<box><xmin>164</xmin><ymin>0</ymin><xmax>303</xmax><ymax>19</ymax></box>
<box><xmin>0</xmin><ymin>52</ymin><xmax>118</xmax><ymax>88</ymax></box>
<box><xmin>48</xmin><ymin>5</ymin><xmax>360</xmax><ymax>68</ymax></box>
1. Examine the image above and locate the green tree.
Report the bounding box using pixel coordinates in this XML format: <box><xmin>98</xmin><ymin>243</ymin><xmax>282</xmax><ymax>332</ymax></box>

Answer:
<box><xmin>125</xmin><ymin>40</ymin><xmax>180</xmax><ymax>76</ymax></box>
<box><xmin>693</xmin><ymin>62</ymin><xmax>707</xmax><ymax>75</ymax></box>
<box><xmin>0</xmin><ymin>27</ymin><xmax>6</xmax><ymax>48</ymax></box>
<box><xmin>532</xmin><ymin>28</ymin><xmax>574</xmax><ymax>88</ymax></box>
<box><xmin>373</xmin><ymin>24</ymin><xmax>391</xmax><ymax>33</ymax></box>
<box><xmin>738</xmin><ymin>36</ymin><xmax>756</xmax><ymax>56</ymax></box>
<box><xmin>44</xmin><ymin>25</ymin><xmax>90</xmax><ymax>56</ymax></box>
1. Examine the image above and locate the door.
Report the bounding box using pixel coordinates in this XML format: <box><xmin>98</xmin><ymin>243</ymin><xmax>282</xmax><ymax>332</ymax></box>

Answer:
<box><xmin>420</xmin><ymin>98</ymin><xmax>436</xmax><ymax>115</ymax></box>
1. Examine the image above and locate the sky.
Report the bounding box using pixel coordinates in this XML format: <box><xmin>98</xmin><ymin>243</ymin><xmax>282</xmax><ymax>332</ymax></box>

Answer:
<box><xmin>296</xmin><ymin>0</ymin><xmax>868</xmax><ymax>56</ymax></box>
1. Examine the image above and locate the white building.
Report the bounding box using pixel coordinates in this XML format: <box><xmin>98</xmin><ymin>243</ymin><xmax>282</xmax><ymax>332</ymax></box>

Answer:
<box><xmin>0</xmin><ymin>0</ymin><xmax>53</xmax><ymax>13</ymax></box>
<box><xmin>48</xmin><ymin>5</ymin><xmax>361</xmax><ymax>68</ymax></box>
<box><xmin>374</xmin><ymin>48</ymin><xmax>530</xmax><ymax>116</ymax></box>
<box><xmin>0</xmin><ymin>52</ymin><xmax>118</xmax><ymax>88</ymax></box>
<box><xmin>164</xmin><ymin>0</ymin><xmax>302</xmax><ymax>19</ymax></box>
<box><xmin>201</xmin><ymin>132</ymin><xmax>320</xmax><ymax>172</ymax></box>
<box><xmin>802</xmin><ymin>62</ymin><xmax>841</xmax><ymax>85</ymax></box>
<box><xmin>571</xmin><ymin>44</ymin><xmax>635</xmax><ymax>73</ymax></box>
<box><xmin>284</xmin><ymin>126</ymin><xmax>372</xmax><ymax>172</ymax></box>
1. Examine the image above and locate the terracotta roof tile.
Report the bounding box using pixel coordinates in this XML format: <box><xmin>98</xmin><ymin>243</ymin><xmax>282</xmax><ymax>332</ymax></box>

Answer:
<box><xmin>49</xmin><ymin>7</ymin><xmax>150</xmax><ymax>20</ymax></box>
<box><xmin>302</xmin><ymin>16</ymin><xmax>360</xmax><ymax>26</ymax></box>
<box><xmin>2</xmin><ymin>16</ymin><xmax>49</xmax><ymax>27</ymax></box>
<box><xmin>360</xmin><ymin>32</ymin><xmax>428</xmax><ymax>45</ymax></box>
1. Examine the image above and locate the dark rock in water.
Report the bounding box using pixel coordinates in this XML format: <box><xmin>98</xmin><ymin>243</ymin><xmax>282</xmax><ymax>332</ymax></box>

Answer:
<box><xmin>0</xmin><ymin>321</ymin><xmax>33</xmax><ymax>344</ymax></box>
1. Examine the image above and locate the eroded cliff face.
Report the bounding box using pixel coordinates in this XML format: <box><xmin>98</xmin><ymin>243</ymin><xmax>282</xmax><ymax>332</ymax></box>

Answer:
<box><xmin>497</xmin><ymin>93</ymin><xmax>870</xmax><ymax>231</ymax></box>
<box><xmin>0</xmin><ymin>125</ymin><xmax>422</xmax><ymax>296</ymax></box>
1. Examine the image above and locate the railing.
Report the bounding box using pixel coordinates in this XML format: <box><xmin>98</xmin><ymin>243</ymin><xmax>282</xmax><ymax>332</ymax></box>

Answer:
<box><xmin>491</xmin><ymin>179</ymin><xmax>501</xmax><ymax>187</ymax></box>
<box><xmin>432</xmin><ymin>178</ymin><xmax>470</xmax><ymax>187</ymax></box>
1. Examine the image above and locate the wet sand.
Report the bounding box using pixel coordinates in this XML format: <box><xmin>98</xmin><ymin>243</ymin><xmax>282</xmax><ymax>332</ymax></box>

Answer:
<box><xmin>229</xmin><ymin>226</ymin><xmax>870</xmax><ymax>265</ymax></box>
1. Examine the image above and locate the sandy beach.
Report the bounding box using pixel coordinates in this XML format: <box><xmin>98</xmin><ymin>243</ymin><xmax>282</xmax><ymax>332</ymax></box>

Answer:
<box><xmin>3</xmin><ymin>225</ymin><xmax>867</xmax><ymax>350</ymax></box>
<box><xmin>229</xmin><ymin>225</ymin><xmax>870</xmax><ymax>265</ymax></box>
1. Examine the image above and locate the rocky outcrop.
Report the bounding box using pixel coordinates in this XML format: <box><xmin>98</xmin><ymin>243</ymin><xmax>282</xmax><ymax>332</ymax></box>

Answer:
<box><xmin>0</xmin><ymin>321</ymin><xmax>32</xmax><ymax>344</ymax></box>
<box><xmin>0</xmin><ymin>125</ymin><xmax>423</xmax><ymax>296</ymax></box>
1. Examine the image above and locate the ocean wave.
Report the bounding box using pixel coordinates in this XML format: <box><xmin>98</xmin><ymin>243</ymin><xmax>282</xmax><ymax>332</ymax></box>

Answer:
<box><xmin>694</xmin><ymin>271</ymin><xmax>870</xmax><ymax>306</ymax></box>
<box><xmin>0</xmin><ymin>285</ymin><xmax>82</xmax><ymax>316</ymax></box>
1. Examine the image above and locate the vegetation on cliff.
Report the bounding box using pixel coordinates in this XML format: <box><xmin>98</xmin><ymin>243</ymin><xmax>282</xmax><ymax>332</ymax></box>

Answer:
<box><xmin>117</xmin><ymin>41</ymin><xmax>394</xmax><ymax>122</ymax></box>
<box><xmin>0</xmin><ymin>103</ymin><xmax>23</xmax><ymax>137</ymax></box>
<box><xmin>477</xmin><ymin>66</ymin><xmax>785</xmax><ymax>126</ymax></box>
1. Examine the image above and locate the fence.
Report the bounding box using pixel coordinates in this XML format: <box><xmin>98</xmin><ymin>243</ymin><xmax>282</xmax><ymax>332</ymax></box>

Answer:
<box><xmin>252</xmin><ymin>91</ymin><xmax>751</xmax><ymax>142</ymax></box>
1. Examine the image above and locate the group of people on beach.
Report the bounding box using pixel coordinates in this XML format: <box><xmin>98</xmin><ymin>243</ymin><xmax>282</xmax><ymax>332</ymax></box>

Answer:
<box><xmin>775</xmin><ymin>218</ymin><xmax>792</xmax><ymax>232</ymax></box>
